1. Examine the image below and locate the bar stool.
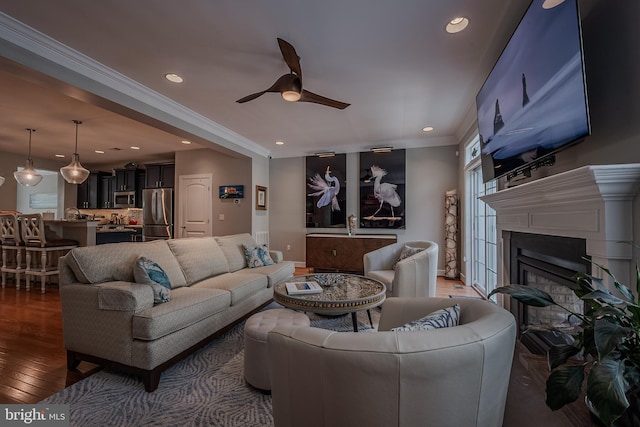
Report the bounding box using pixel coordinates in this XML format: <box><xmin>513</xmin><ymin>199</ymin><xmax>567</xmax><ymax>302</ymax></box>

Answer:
<box><xmin>20</xmin><ymin>213</ymin><xmax>78</xmax><ymax>293</ymax></box>
<box><xmin>0</xmin><ymin>213</ymin><xmax>25</xmax><ymax>289</ymax></box>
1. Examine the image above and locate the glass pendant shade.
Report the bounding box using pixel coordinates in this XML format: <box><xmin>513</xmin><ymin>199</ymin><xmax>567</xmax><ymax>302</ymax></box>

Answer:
<box><xmin>14</xmin><ymin>128</ymin><xmax>43</xmax><ymax>187</ymax></box>
<box><xmin>60</xmin><ymin>120</ymin><xmax>90</xmax><ymax>185</ymax></box>
<box><xmin>0</xmin><ymin>176</ymin><xmax>5</xmax><ymax>186</ymax></box>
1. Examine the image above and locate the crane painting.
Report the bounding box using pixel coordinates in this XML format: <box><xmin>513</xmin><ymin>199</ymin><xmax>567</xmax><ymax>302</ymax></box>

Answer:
<box><xmin>360</xmin><ymin>149</ymin><xmax>405</xmax><ymax>229</ymax></box>
<box><xmin>305</xmin><ymin>154</ymin><xmax>347</xmax><ymax>228</ymax></box>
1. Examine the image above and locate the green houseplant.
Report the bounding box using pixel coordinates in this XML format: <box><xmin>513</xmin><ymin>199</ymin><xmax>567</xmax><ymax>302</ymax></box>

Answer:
<box><xmin>489</xmin><ymin>258</ymin><xmax>640</xmax><ymax>427</ymax></box>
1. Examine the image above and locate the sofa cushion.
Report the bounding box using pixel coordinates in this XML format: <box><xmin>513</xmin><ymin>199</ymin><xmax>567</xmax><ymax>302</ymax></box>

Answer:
<box><xmin>65</xmin><ymin>240</ymin><xmax>187</xmax><ymax>288</ymax></box>
<box><xmin>168</xmin><ymin>237</ymin><xmax>229</xmax><ymax>284</ymax></box>
<box><xmin>391</xmin><ymin>304</ymin><xmax>460</xmax><ymax>331</ymax></box>
<box><xmin>192</xmin><ymin>272</ymin><xmax>267</xmax><ymax>305</ymax></box>
<box><xmin>132</xmin><ymin>287</ymin><xmax>231</xmax><ymax>341</ymax></box>
<box><xmin>235</xmin><ymin>260</ymin><xmax>295</xmax><ymax>287</ymax></box>
<box><xmin>133</xmin><ymin>256</ymin><xmax>171</xmax><ymax>304</ymax></box>
<box><xmin>214</xmin><ymin>234</ymin><xmax>259</xmax><ymax>272</ymax></box>
<box><xmin>393</xmin><ymin>244</ymin><xmax>426</xmax><ymax>269</ymax></box>
<box><xmin>243</xmin><ymin>243</ymin><xmax>274</xmax><ymax>268</ymax></box>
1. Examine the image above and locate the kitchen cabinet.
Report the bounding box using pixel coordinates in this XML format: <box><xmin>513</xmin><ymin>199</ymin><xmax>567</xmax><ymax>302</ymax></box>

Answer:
<box><xmin>306</xmin><ymin>233</ymin><xmax>397</xmax><ymax>273</ymax></box>
<box><xmin>99</xmin><ymin>174</ymin><xmax>115</xmax><ymax>208</ymax></box>
<box><xmin>77</xmin><ymin>172</ymin><xmax>101</xmax><ymax>209</ymax></box>
<box><xmin>114</xmin><ymin>168</ymin><xmax>141</xmax><ymax>191</ymax></box>
<box><xmin>145</xmin><ymin>163</ymin><xmax>175</xmax><ymax>188</ymax></box>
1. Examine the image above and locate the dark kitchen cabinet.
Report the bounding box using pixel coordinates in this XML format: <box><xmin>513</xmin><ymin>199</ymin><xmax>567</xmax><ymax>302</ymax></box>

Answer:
<box><xmin>145</xmin><ymin>163</ymin><xmax>175</xmax><ymax>188</ymax></box>
<box><xmin>77</xmin><ymin>172</ymin><xmax>101</xmax><ymax>209</ymax></box>
<box><xmin>114</xmin><ymin>168</ymin><xmax>138</xmax><ymax>191</ymax></box>
<box><xmin>99</xmin><ymin>174</ymin><xmax>115</xmax><ymax>208</ymax></box>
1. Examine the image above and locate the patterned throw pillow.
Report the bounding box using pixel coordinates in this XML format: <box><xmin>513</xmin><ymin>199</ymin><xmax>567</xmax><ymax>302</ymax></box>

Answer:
<box><xmin>242</xmin><ymin>244</ymin><xmax>275</xmax><ymax>268</ymax></box>
<box><xmin>133</xmin><ymin>256</ymin><xmax>171</xmax><ymax>304</ymax></box>
<box><xmin>392</xmin><ymin>245</ymin><xmax>426</xmax><ymax>270</ymax></box>
<box><xmin>391</xmin><ymin>304</ymin><xmax>460</xmax><ymax>331</ymax></box>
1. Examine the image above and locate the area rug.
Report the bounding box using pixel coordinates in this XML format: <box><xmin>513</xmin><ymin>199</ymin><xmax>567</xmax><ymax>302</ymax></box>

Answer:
<box><xmin>41</xmin><ymin>303</ymin><xmax>380</xmax><ymax>427</ymax></box>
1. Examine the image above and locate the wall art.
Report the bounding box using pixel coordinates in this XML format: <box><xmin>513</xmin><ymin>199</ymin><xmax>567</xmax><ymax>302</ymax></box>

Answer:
<box><xmin>305</xmin><ymin>154</ymin><xmax>346</xmax><ymax>228</ymax></box>
<box><xmin>359</xmin><ymin>149</ymin><xmax>405</xmax><ymax>229</ymax></box>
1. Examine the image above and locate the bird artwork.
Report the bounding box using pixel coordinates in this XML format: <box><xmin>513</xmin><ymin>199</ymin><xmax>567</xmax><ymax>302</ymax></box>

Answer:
<box><xmin>307</xmin><ymin>166</ymin><xmax>341</xmax><ymax>211</ymax></box>
<box><xmin>368</xmin><ymin>165</ymin><xmax>401</xmax><ymax>218</ymax></box>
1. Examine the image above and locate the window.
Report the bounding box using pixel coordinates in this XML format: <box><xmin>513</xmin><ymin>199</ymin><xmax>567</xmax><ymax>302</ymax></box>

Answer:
<box><xmin>465</xmin><ymin>137</ymin><xmax>497</xmax><ymax>297</ymax></box>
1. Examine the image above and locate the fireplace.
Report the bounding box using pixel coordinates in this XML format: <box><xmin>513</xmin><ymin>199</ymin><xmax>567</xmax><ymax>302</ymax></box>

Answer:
<box><xmin>481</xmin><ymin>164</ymin><xmax>640</xmax><ymax>353</ymax></box>
<box><xmin>509</xmin><ymin>232</ymin><xmax>590</xmax><ymax>354</ymax></box>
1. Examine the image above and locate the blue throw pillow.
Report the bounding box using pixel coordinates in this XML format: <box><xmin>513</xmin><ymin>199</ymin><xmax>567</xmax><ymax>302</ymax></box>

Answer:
<box><xmin>242</xmin><ymin>244</ymin><xmax>274</xmax><ymax>268</ymax></box>
<box><xmin>391</xmin><ymin>304</ymin><xmax>460</xmax><ymax>331</ymax></box>
<box><xmin>133</xmin><ymin>256</ymin><xmax>171</xmax><ymax>304</ymax></box>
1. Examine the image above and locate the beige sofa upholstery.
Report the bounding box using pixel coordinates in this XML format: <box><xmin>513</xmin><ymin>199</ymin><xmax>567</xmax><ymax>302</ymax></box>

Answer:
<box><xmin>268</xmin><ymin>297</ymin><xmax>516</xmax><ymax>427</ymax></box>
<box><xmin>364</xmin><ymin>240</ymin><xmax>438</xmax><ymax>297</ymax></box>
<box><xmin>58</xmin><ymin>233</ymin><xmax>294</xmax><ymax>391</ymax></box>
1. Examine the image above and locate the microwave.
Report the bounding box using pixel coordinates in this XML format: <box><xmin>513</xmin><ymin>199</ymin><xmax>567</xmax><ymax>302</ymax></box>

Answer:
<box><xmin>113</xmin><ymin>191</ymin><xmax>136</xmax><ymax>208</ymax></box>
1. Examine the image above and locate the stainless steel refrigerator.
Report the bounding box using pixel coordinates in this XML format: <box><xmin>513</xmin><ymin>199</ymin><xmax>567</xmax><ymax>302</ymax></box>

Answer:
<box><xmin>142</xmin><ymin>188</ymin><xmax>173</xmax><ymax>241</ymax></box>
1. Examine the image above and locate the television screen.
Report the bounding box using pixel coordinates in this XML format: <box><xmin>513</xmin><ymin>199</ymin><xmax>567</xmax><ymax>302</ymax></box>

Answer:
<box><xmin>476</xmin><ymin>0</ymin><xmax>590</xmax><ymax>182</ymax></box>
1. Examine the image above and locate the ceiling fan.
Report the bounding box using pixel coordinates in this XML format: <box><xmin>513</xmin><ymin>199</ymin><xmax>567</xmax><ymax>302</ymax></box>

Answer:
<box><xmin>236</xmin><ymin>38</ymin><xmax>350</xmax><ymax>110</ymax></box>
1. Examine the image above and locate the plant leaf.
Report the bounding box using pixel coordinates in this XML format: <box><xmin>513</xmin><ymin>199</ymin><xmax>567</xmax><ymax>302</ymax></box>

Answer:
<box><xmin>594</xmin><ymin>319</ymin><xmax>631</xmax><ymax>360</ymax></box>
<box><xmin>582</xmin><ymin>290</ymin><xmax>629</xmax><ymax>306</ymax></box>
<box><xmin>548</xmin><ymin>344</ymin><xmax>580</xmax><ymax>370</ymax></box>
<box><xmin>587</xmin><ymin>358</ymin><xmax>629</xmax><ymax>427</ymax></box>
<box><xmin>488</xmin><ymin>284</ymin><xmax>557</xmax><ymax>307</ymax></box>
<box><xmin>546</xmin><ymin>365</ymin><xmax>584</xmax><ymax>410</ymax></box>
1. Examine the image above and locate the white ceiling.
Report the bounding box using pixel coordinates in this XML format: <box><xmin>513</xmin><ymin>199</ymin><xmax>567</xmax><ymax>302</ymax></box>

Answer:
<box><xmin>0</xmin><ymin>0</ymin><xmax>532</xmax><ymax>167</ymax></box>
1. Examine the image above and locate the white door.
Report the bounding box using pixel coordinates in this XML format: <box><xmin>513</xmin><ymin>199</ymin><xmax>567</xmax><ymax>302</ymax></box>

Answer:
<box><xmin>178</xmin><ymin>174</ymin><xmax>213</xmax><ymax>238</ymax></box>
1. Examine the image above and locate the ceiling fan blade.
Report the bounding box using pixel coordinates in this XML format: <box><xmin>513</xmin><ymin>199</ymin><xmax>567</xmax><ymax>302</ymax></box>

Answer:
<box><xmin>236</xmin><ymin>91</ymin><xmax>268</xmax><ymax>103</ymax></box>
<box><xmin>299</xmin><ymin>90</ymin><xmax>350</xmax><ymax>110</ymax></box>
<box><xmin>277</xmin><ymin>38</ymin><xmax>302</xmax><ymax>79</ymax></box>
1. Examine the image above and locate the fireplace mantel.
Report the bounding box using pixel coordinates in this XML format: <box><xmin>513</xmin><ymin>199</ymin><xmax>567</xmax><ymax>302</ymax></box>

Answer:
<box><xmin>482</xmin><ymin>164</ymin><xmax>640</xmax><ymax>289</ymax></box>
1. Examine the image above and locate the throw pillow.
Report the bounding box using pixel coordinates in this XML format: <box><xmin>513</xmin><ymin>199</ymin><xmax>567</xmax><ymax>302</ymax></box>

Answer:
<box><xmin>133</xmin><ymin>256</ymin><xmax>171</xmax><ymax>304</ymax></box>
<box><xmin>242</xmin><ymin>244</ymin><xmax>275</xmax><ymax>268</ymax></box>
<box><xmin>392</xmin><ymin>245</ymin><xmax>425</xmax><ymax>270</ymax></box>
<box><xmin>391</xmin><ymin>304</ymin><xmax>460</xmax><ymax>331</ymax></box>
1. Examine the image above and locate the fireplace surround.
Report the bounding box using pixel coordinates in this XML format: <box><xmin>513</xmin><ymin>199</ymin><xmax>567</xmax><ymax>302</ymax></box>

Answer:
<box><xmin>482</xmin><ymin>164</ymin><xmax>640</xmax><ymax>316</ymax></box>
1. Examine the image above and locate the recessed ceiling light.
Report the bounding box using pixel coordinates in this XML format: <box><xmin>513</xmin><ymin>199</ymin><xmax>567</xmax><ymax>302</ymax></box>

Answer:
<box><xmin>165</xmin><ymin>73</ymin><xmax>184</xmax><ymax>83</ymax></box>
<box><xmin>95</xmin><ymin>150</ymin><xmax>105</xmax><ymax>154</ymax></box>
<box><xmin>423</xmin><ymin>126</ymin><xmax>434</xmax><ymax>132</ymax></box>
<box><xmin>131</xmin><ymin>146</ymin><xmax>140</xmax><ymax>150</ymax></box>
<box><xmin>181</xmin><ymin>140</ymin><xmax>192</xmax><ymax>145</ymax></box>
<box><xmin>446</xmin><ymin>16</ymin><xmax>469</xmax><ymax>33</ymax></box>
<box><xmin>55</xmin><ymin>154</ymin><xmax>65</xmax><ymax>158</ymax></box>
<box><xmin>276</xmin><ymin>141</ymin><xmax>284</xmax><ymax>145</ymax></box>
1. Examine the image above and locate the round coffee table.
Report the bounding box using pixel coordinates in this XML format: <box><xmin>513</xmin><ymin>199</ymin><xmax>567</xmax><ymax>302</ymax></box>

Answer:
<box><xmin>273</xmin><ymin>273</ymin><xmax>386</xmax><ymax>332</ymax></box>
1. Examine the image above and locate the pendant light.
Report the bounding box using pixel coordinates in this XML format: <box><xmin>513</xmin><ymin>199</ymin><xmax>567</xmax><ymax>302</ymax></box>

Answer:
<box><xmin>60</xmin><ymin>120</ymin><xmax>90</xmax><ymax>184</ymax></box>
<box><xmin>14</xmin><ymin>128</ymin><xmax>43</xmax><ymax>187</ymax></box>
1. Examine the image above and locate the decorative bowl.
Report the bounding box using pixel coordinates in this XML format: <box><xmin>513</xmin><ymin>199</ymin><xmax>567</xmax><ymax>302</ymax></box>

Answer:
<box><xmin>314</xmin><ymin>274</ymin><xmax>344</xmax><ymax>287</ymax></box>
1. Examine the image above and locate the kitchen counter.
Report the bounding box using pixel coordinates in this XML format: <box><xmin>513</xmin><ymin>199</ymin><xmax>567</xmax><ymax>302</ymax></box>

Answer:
<box><xmin>44</xmin><ymin>220</ymin><xmax>98</xmax><ymax>247</ymax></box>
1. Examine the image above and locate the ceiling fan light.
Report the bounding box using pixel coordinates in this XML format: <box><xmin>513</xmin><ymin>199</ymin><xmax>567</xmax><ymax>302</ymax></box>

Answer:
<box><xmin>281</xmin><ymin>90</ymin><xmax>301</xmax><ymax>102</ymax></box>
<box><xmin>14</xmin><ymin>159</ymin><xmax>43</xmax><ymax>187</ymax></box>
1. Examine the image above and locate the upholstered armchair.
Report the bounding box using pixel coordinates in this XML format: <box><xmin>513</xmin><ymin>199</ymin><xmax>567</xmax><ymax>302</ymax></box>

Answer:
<box><xmin>363</xmin><ymin>240</ymin><xmax>438</xmax><ymax>297</ymax></box>
<box><xmin>268</xmin><ymin>297</ymin><xmax>517</xmax><ymax>427</ymax></box>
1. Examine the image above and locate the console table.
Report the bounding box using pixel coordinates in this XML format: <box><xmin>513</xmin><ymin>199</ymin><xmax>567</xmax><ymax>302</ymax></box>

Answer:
<box><xmin>306</xmin><ymin>233</ymin><xmax>397</xmax><ymax>273</ymax></box>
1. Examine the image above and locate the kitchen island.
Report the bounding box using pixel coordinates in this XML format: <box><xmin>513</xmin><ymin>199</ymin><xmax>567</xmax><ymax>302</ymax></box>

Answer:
<box><xmin>44</xmin><ymin>220</ymin><xmax>99</xmax><ymax>247</ymax></box>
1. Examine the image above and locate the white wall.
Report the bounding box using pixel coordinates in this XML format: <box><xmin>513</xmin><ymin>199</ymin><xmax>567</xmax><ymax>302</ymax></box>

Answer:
<box><xmin>269</xmin><ymin>146</ymin><xmax>459</xmax><ymax>271</ymax></box>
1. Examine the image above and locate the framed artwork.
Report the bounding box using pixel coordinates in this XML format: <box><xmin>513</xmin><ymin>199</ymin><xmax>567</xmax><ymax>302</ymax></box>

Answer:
<box><xmin>219</xmin><ymin>185</ymin><xmax>244</xmax><ymax>199</ymax></box>
<box><xmin>256</xmin><ymin>185</ymin><xmax>267</xmax><ymax>210</ymax></box>
<box><xmin>359</xmin><ymin>149</ymin><xmax>406</xmax><ymax>229</ymax></box>
<box><xmin>305</xmin><ymin>154</ymin><xmax>347</xmax><ymax>228</ymax></box>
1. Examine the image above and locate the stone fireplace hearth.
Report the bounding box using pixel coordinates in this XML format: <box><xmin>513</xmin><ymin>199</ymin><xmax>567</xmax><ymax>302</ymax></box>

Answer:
<box><xmin>482</xmin><ymin>164</ymin><xmax>640</xmax><ymax>317</ymax></box>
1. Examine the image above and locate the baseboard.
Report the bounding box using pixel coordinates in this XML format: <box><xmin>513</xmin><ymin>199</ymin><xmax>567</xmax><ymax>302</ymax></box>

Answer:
<box><xmin>294</xmin><ymin>261</ymin><xmax>306</xmax><ymax>269</ymax></box>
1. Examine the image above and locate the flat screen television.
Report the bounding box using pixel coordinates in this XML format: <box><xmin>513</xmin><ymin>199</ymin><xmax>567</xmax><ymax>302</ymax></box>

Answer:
<box><xmin>476</xmin><ymin>0</ymin><xmax>590</xmax><ymax>182</ymax></box>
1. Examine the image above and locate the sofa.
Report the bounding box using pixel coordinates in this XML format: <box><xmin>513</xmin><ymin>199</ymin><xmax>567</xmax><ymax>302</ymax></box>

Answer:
<box><xmin>58</xmin><ymin>233</ymin><xmax>294</xmax><ymax>391</ymax></box>
<box><xmin>268</xmin><ymin>297</ymin><xmax>517</xmax><ymax>427</ymax></box>
<box><xmin>364</xmin><ymin>240</ymin><xmax>438</xmax><ymax>297</ymax></box>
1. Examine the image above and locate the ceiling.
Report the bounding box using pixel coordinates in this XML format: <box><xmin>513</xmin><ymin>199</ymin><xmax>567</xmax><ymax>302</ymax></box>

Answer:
<box><xmin>0</xmin><ymin>0</ymin><xmax>533</xmax><ymax>168</ymax></box>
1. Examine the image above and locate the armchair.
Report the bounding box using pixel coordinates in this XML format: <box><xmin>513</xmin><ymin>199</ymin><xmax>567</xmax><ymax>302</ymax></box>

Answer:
<box><xmin>267</xmin><ymin>297</ymin><xmax>517</xmax><ymax>427</ymax></box>
<box><xmin>363</xmin><ymin>240</ymin><xmax>438</xmax><ymax>297</ymax></box>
